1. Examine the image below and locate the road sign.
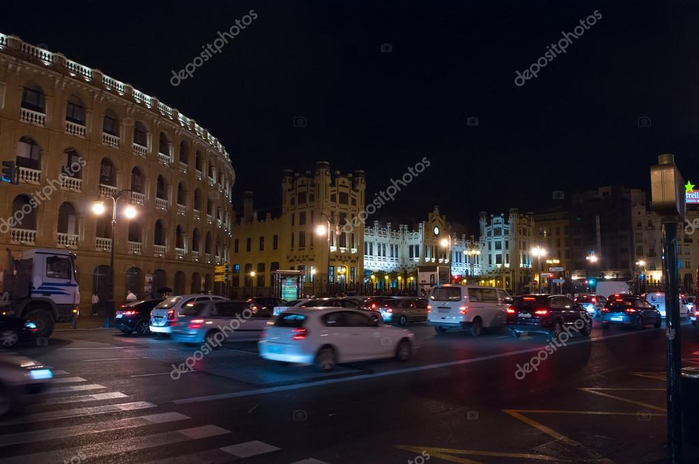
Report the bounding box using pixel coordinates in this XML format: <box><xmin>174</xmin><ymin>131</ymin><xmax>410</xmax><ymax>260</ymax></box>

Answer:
<box><xmin>552</xmin><ymin>278</ymin><xmax>565</xmax><ymax>283</ymax></box>
<box><xmin>215</xmin><ymin>265</ymin><xmax>228</xmax><ymax>273</ymax></box>
<box><xmin>549</xmin><ymin>266</ymin><xmax>564</xmax><ymax>272</ymax></box>
<box><xmin>214</xmin><ymin>274</ymin><xmax>226</xmax><ymax>282</ymax></box>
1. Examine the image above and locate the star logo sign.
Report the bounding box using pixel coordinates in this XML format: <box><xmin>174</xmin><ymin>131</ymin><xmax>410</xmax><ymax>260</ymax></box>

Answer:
<box><xmin>686</xmin><ymin>181</ymin><xmax>696</xmax><ymax>194</ymax></box>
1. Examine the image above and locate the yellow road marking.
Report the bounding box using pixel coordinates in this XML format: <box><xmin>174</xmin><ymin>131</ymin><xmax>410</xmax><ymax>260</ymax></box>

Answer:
<box><xmin>579</xmin><ymin>388</ymin><xmax>666</xmax><ymax>412</ymax></box>
<box><xmin>503</xmin><ymin>409</ymin><xmax>579</xmax><ymax>445</ymax></box>
<box><xmin>397</xmin><ymin>445</ymin><xmax>567</xmax><ymax>462</ymax></box>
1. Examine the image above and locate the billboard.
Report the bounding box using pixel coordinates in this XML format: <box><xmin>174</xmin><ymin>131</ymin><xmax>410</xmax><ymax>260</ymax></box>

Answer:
<box><xmin>687</xmin><ymin>181</ymin><xmax>699</xmax><ymax>204</ymax></box>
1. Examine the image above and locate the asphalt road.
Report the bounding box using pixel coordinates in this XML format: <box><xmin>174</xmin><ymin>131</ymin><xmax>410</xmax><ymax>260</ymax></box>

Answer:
<box><xmin>3</xmin><ymin>319</ymin><xmax>699</xmax><ymax>463</ymax></box>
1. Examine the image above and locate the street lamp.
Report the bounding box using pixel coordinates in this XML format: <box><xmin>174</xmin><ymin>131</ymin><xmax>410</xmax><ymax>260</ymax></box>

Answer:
<box><xmin>586</xmin><ymin>251</ymin><xmax>600</xmax><ymax>292</ymax></box>
<box><xmin>316</xmin><ymin>216</ymin><xmax>335</xmax><ymax>295</ymax></box>
<box><xmin>91</xmin><ymin>190</ymin><xmax>139</xmax><ymax>328</ymax></box>
<box><xmin>311</xmin><ymin>268</ymin><xmax>317</xmax><ymax>296</ymax></box>
<box><xmin>250</xmin><ymin>271</ymin><xmax>256</xmax><ymax>296</ymax></box>
<box><xmin>531</xmin><ymin>246</ymin><xmax>547</xmax><ymax>293</ymax></box>
<box><xmin>440</xmin><ymin>238</ymin><xmax>451</xmax><ymax>284</ymax></box>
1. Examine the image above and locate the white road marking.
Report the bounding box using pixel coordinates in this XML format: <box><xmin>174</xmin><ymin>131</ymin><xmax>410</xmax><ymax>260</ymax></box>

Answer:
<box><xmin>0</xmin><ymin>412</ymin><xmax>189</xmax><ymax>447</ymax></box>
<box><xmin>291</xmin><ymin>459</ymin><xmax>330</xmax><ymax>464</ymax></box>
<box><xmin>51</xmin><ymin>377</ymin><xmax>86</xmax><ymax>384</ymax></box>
<box><xmin>221</xmin><ymin>440</ymin><xmax>280</xmax><ymax>458</ymax></box>
<box><xmin>44</xmin><ymin>384</ymin><xmax>106</xmax><ymax>394</ymax></box>
<box><xmin>131</xmin><ymin>371</ymin><xmax>193</xmax><ymax>378</ymax></box>
<box><xmin>175</xmin><ymin>328</ymin><xmax>665</xmax><ymax>404</ymax></box>
<box><xmin>0</xmin><ymin>425</ymin><xmax>230</xmax><ymax>464</ymax></box>
<box><xmin>57</xmin><ymin>346</ymin><xmax>127</xmax><ymax>350</ymax></box>
<box><xmin>51</xmin><ymin>370</ymin><xmax>69</xmax><ymax>375</ymax></box>
<box><xmin>0</xmin><ymin>401</ymin><xmax>156</xmax><ymax>425</ymax></box>
<box><xmin>84</xmin><ymin>357</ymin><xmax>145</xmax><ymax>362</ymax></box>
<box><xmin>36</xmin><ymin>392</ymin><xmax>128</xmax><ymax>405</ymax></box>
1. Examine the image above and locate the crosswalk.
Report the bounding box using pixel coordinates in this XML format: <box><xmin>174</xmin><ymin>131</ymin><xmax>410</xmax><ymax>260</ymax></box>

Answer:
<box><xmin>0</xmin><ymin>370</ymin><xmax>330</xmax><ymax>463</ymax></box>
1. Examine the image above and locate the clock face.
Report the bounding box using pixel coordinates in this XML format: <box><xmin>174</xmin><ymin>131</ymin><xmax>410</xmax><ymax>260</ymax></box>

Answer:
<box><xmin>433</xmin><ymin>226</ymin><xmax>440</xmax><ymax>235</ymax></box>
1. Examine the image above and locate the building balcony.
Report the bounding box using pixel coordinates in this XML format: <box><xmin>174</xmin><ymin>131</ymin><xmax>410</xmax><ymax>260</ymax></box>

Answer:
<box><xmin>153</xmin><ymin>244</ymin><xmax>166</xmax><ymax>257</ymax></box>
<box><xmin>127</xmin><ymin>241</ymin><xmax>142</xmax><ymax>255</ymax></box>
<box><xmin>208</xmin><ymin>177</ymin><xmax>215</xmax><ymax>187</ymax></box>
<box><xmin>155</xmin><ymin>197</ymin><xmax>168</xmax><ymax>211</ymax></box>
<box><xmin>217</xmin><ymin>183</ymin><xmax>223</xmax><ymax>192</ymax></box>
<box><xmin>20</xmin><ymin>108</ymin><xmax>46</xmax><ymax>127</ymax></box>
<box><xmin>175</xmin><ymin>248</ymin><xmax>185</xmax><ymax>260</ymax></box>
<box><xmin>177</xmin><ymin>204</ymin><xmax>186</xmax><ymax>216</ymax></box>
<box><xmin>18</xmin><ymin>166</ymin><xmax>41</xmax><ymax>184</ymax></box>
<box><xmin>57</xmin><ymin>232</ymin><xmax>78</xmax><ymax>248</ymax></box>
<box><xmin>131</xmin><ymin>192</ymin><xmax>146</xmax><ymax>205</ymax></box>
<box><xmin>65</xmin><ymin>120</ymin><xmax>86</xmax><ymax>138</ymax></box>
<box><xmin>215</xmin><ymin>255</ymin><xmax>222</xmax><ymax>265</ymax></box>
<box><xmin>96</xmin><ymin>237</ymin><xmax>112</xmax><ymax>252</ymax></box>
<box><xmin>60</xmin><ymin>175</ymin><xmax>82</xmax><ymax>192</ymax></box>
<box><xmin>192</xmin><ymin>250</ymin><xmax>200</xmax><ymax>262</ymax></box>
<box><xmin>179</xmin><ymin>162</ymin><xmax>188</xmax><ymax>174</ymax></box>
<box><xmin>193</xmin><ymin>209</ymin><xmax>201</xmax><ymax>221</ymax></box>
<box><xmin>351</xmin><ymin>248</ymin><xmax>358</xmax><ymax>254</ymax></box>
<box><xmin>217</xmin><ymin>218</ymin><xmax>222</xmax><ymax>228</ymax></box>
<box><xmin>99</xmin><ymin>184</ymin><xmax>118</xmax><ymax>198</ymax></box>
<box><xmin>195</xmin><ymin>169</ymin><xmax>203</xmax><ymax>181</ymax></box>
<box><xmin>10</xmin><ymin>228</ymin><xmax>36</xmax><ymax>245</ymax></box>
<box><xmin>102</xmin><ymin>132</ymin><xmax>120</xmax><ymax>149</ymax></box>
<box><xmin>206</xmin><ymin>214</ymin><xmax>213</xmax><ymax>225</ymax></box>
<box><xmin>132</xmin><ymin>142</ymin><xmax>148</xmax><ymax>158</ymax></box>
<box><xmin>205</xmin><ymin>253</ymin><xmax>211</xmax><ymax>263</ymax></box>
<box><xmin>158</xmin><ymin>152</ymin><xmax>171</xmax><ymax>165</ymax></box>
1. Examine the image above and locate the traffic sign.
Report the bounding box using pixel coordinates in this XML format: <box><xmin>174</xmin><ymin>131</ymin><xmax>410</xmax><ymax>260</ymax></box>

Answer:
<box><xmin>214</xmin><ymin>274</ymin><xmax>226</xmax><ymax>282</ymax></box>
<box><xmin>215</xmin><ymin>265</ymin><xmax>228</xmax><ymax>273</ymax></box>
<box><xmin>552</xmin><ymin>278</ymin><xmax>565</xmax><ymax>283</ymax></box>
<box><xmin>549</xmin><ymin>266</ymin><xmax>564</xmax><ymax>272</ymax></box>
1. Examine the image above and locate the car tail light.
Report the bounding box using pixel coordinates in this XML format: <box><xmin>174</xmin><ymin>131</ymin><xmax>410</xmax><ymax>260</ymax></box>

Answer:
<box><xmin>292</xmin><ymin>328</ymin><xmax>307</xmax><ymax>340</ymax></box>
<box><xmin>371</xmin><ymin>303</ymin><xmax>377</xmax><ymax>309</ymax></box>
<box><xmin>602</xmin><ymin>307</ymin><xmax>609</xmax><ymax>312</ymax></box>
<box><xmin>591</xmin><ymin>297</ymin><xmax>597</xmax><ymax>304</ymax></box>
<box><xmin>251</xmin><ymin>305</ymin><xmax>259</xmax><ymax>314</ymax></box>
<box><xmin>123</xmin><ymin>310</ymin><xmax>137</xmax><ymax>316</ymax></box>
<box><xmin>167</xmin><ymin>310</ymin><xmax>175</xmax><ymax>320</ymax></box>
<box><xmin>534</xmin><ymin>308</ymin><xmax>549</xmax><ymax>316</ymax></box>
<box><xmin>120</xmin><ymin>304</ymin><xmax>128</xmax><ymax>309</ymax></box>
<box><xmin>506</xmin><ymin>306</ymin><xmax>516</xmax><ymax>314</ymax></box>
<box><xmin>260</xmin><ymin>330</ymin><xmax>268</xmax><ymax>340</ymax></box>
<box><xmin>695</xmin><ymin>310</ymin><xmax>699</xmax><ymax>317</ymax></box>
<box><xmin>385</xmin><ymin>308</ymin><xmax>393</xmax><ymax>313</ymax></box>
<box><xmin>459</xmin><ymin>306</ymin><xmax>468</xmax><ymax>315</ymax></box>
<box><xmin>626</xmin><ymin>308</ymin><xmax>636</xmax><ymax>313</ymax></box>
<box><xmin>427</xmin><ymin>305</ymin><xmax>432</xmax><ymax>313</ymax></box>
<box><xmin>188</xmin><ymin>319</ymin><xmax>205</xmax><ymax>329</ymax></box>
<box><xmin>524</xmin><ymin>297</ymin><xmax>536</xmax><ymax>301</ymax></box>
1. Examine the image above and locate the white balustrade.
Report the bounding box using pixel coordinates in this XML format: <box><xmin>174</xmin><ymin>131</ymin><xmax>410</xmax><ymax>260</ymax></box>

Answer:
<box><xmin>193</xmin><ymin>209</ymin><xmax>201</xmax><ymax>221</ymax></box>
<box><xmin>158</xmin><ymin>152</ymin><xmax>171</xmax><ymax>165</ymax></box>
<box><xmin>175</xmin><ymin>248</ymin><xmax>185</xmax><ymax>260</ymax></box>
<box><xmin>20</xmin><ymin>108</ymin><xmax>46</xmax><ymax>126</ymax></box>
<box><xmin>177</xmin><ymin>204</ymin><xmax>186</xmax><ymax>216</ymax></box>
<box><xmin>10</xmin><ymin>228</ymin><xmax>36</xmax><ymax>245</ymax></box>
<box><xmin>128</xmin><ymin>241</ymin><xmax>142</xmax><ymax>255</ymax></box>
<box><xmin>133</xmin><ymin>143</ymin><xmax>148</xmax><ymax>158</ymax></box>
<box><xmin>57</xmin><ymin>233</ymin><xmax>78</xmax><ymax>248</ymax></box>
<box><xmin>155</xmin><ymin>198</ymin><xmax>168</xmax><ymax>210</ymax></box>
<box><xmin>96</xmin><ymin>237</ymin><xmax>112</xmax><ymax>251</ymax></box>
<box><xmin>99</xmin><ymin>184</ymin><xmax>117</xmax><ymax>198</ymax></box>
<box><xmin>153</xmin><ymin>244</ymin><xmax>166</xmax><ymax>256</ymax></box>
<box><xmin>192</xmin><ymin>250</ymin><xmax>200</xmax><ymax>261</ymax></box>
<box><xmin>205</xmin><ymin>253</ymin><xmax>211</xmax><ymax>263</ymax></box>
<box><xmin>206</xmin><ymin>214</ymin><xmax>213</xmax><ymax>225</ymax></box>
<box><xmin>65</xmin><ymin>120</ymin><xmax>86</xmax><ymax>138</ymax></box>
<box><xmin>18</xmin><ymin>166</ymin><xmax>41</xmax><ymax>184</ymax></box>
<box><xmin>179</xmin><ymin>162</ymin><xmax>188</xmax><ymax>174</ymax></box>
<box><xmin>131</xmin><ymin>192</ymin><xmax>146</xmax><ymax>205</ymax></box>
<box><xmin>195</xmin><ymin>170</ymin><xmax>203</xmax><ymax>181</ymax></box>
<box><xmin>60</xmin><ymin>176</ymin><xmax>82</xmax><ymax>191</ymax></box>
<box><xmin>102</xmin><ymin>132</ymin><xmax>120</xmax><ymax>148</ymax></box>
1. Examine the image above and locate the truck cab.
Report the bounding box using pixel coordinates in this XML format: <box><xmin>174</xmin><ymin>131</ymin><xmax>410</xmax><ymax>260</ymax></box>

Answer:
<box><xmin>1</xmin><ymin>248</ymin><xmax>80</xmax><ymax>337</ymax></box>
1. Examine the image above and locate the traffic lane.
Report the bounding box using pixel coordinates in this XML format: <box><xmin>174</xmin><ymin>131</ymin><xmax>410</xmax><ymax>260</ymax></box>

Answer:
<box><xmin>159</xmin><ymin>323</ymin><xmax>677</xmax><ymax>463</ymax></box>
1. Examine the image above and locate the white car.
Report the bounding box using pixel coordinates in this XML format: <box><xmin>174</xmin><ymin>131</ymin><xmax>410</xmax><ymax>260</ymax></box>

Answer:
<box><xmin>150</xmin><ymin>294</ymin><xmax>226</xmax><ymax>335</ymax></box>
<box><xmin>0</xmin><ymin>355</ymin><xmax>53</xmax><ymax>417</ymax></box>
<box><xmin>645</xmin><ymin>292</ymin><xmax>691</xmax><ymax>320</ymax></box>
<box><xmin>428</xmin><ymin>284</ymin><xmax>512</xmax><ymax>336</ymax></box>
<box><xmin>259</xmin><ymin>308</ymin><xmax>415</xmax><ymax>371</ymax></box>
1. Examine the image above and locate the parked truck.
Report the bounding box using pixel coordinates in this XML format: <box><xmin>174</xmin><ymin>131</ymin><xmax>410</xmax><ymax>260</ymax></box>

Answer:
<box><xmin>0</xmin><ymin>248</ymin><xmax>80</xmax><ymax>338</ymax></box>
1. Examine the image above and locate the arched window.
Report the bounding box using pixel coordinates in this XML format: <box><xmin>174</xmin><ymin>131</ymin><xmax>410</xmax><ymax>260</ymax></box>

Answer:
<box><xmin>57</xmin><ymin>202</ymin><xmax>78</xmax><ymax>235</ymax></box>
<box><xmin>134</xmin><ymin>122</ymin><xmax>148</xmax><ymax>147</ymax></box>
<box><xmin>208</xmin><ymin>160</ymin><xmax>216</xmax><ymax>180</ymax></box>
<box><xmin>99</xmin><ymin>158</ymin><xmax>116</xmax><ymax>186</ymax></box>
<box><xmin>177</xmin><ymin>183</ymin><xmax>186</xmax><ymax>205</ymax></box>
<box><xmin>174</xmin><ymin>271</ymin><xmax>186</xmax><ymax>296</ymax></box>
<box><xmin>191</xmin><ymin>272</ymin><xmax>202</xmax><ymax>293</ymax></box>
<box><xmin>192</xmin><ymin>228</ymin><xmax>201</xmax><ymax>251</ymax></box>
<box><xmin>16</xmin><ymin>137</ymin><xmax>41</xmax><ymax>170</ymax></box>
<box><xmin>154</xmin><ymin>220</ymin><xmax>165</xmax><ymax>246</ymax></box>
<box><xmin>103</xmin><ymin>109</ymin><xmax>119</xmax><ymax>136</ymax></box>
<box><xmin>193</xmin><ymin>188</ymin><xmax>202</xmax><ymax>211</ymax></box>
<box><xmin>62</xmin><ymin>149</ymin><xmax>83</xmax><ymax>179</ymax></box>
<box><xmin>176</xmin><ymin>225</ymin><xmax>185</xmax><ymax>249</ymax></box>
<box><xmin>12</xmin><ymin>195</ymin><xmax>37</xmax><ymax>231</ymax></box>
<box><xmin>95</xmin><ymin>214</ymin><xmax>111</xmax><ymax>239</ymax></box>
<box><xmin>131</xmin><ymin>167</ymin><xmax>144</xmax><ymax>193</ymax></box>
<box><xmin>205</xmin><ymin>232</ymin><xmax>212</xmax><ymax>254</ymax></box>
<box><xmin>158</xmin><ymin>132</ymin><xmax>170</xmax><ymax>156</ymax></box>
<box><xmin>21</xmin><ymin>83</ymin><xmax>45</xmax><ymax>113</ymax></box>
<box><xmin>128</xmin><ymin>222</ymin><xmax>142</xmax><ymax>243</ymax></box>
<box><xmin>156</xmin><ymin>175</ymin><xmax>167</xmax><ymax>200</ymax></box>
<box><xmin>179</xmin><ymin>141</ymin><xmax>189</xmax><ymax>165</ymax></box>
<box><xmin>195</xmin><ymin>150</ymin><xmax>203</xmax><ymax>171</ymax></box>
<box><xmin>66</xmin><ymin>95</ymin><xmax>85</xmax><ymax>125</ymax></box>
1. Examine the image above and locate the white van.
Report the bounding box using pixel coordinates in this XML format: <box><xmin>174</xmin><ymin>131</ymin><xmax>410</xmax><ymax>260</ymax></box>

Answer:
<box><xmin>428</xmin><ymin>285</ymin><xmax>512</xmax><ymax>336</ymax></box>
<box><xmin>645</xmin><ymin>292</ymin><xmax>690</xmax><ymax>320</ymax></box>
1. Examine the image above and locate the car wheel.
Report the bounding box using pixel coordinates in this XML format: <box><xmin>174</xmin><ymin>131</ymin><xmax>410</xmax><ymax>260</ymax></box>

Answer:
<box><xmin>315</xmin><ymin>347</ymin><xmax>336</xmax><ymax>372</ymax></box>
<box><xmin>395</xmin><ymin>339</ymin><xmax>411</xmax><ymax>362</ymax></box>
<box><xmin>0</xmin><ymin>383</ymin><xmax>13</xmax><ymax>417</ymax></box>
<box><xmin>550</xmin><ymin>319</ymin><xmax>563</xmax><ymax>341</ymax></box>
<box><xmin>398</xmin><ymin>315</ymin><xmax>408</xmax><ymax>326</ymax></box>
<box><xmin>470</xmin><ymin>318</ymin><xmax>483</xmax><ymax>337</ymax></box>
<box><xmin>634</xmin><ymin>316</ymin><xmax>645</xmax><ymax>330</ymax></box>
<box><xmin>655</xmin><ymin>317</ymin><xmax>662</xmax><ymax>328</ymax></box>
<box><xmin>135</xmin><ymin>320</ymin><xmax>150</xmax><ymax>336</ymax></box>
<box><xmin>602</xmin><ymin>322</ymin><xmax>609</xmax><ymax>329</ymax></box>
<box><xmin>24</xmin><ymin>309</ymin><xmax>54</xmax><ymax>338</ymax></box>
<box><xmin>580</xmin><ymin>321</ymin><xmax>592</xmax><ymax>337</ymax></box>
<box><xmin>205</xmin><ymin>330</ymin><xmax>222</xmax><ymax>350</ymax></box>
<box><xmin>0</xmin><ymin>329</ymin><xmax>20</xmax><ymax>348</ymax></box>
<box><xmin>121</xmin><ymin>329</ymin><xmax>133</xmax><ymax>335</ymax></box>
<box><xmin>435</xmin><ymin>326</ymin><xmax>447</xmax><ymax>335</ymax></box>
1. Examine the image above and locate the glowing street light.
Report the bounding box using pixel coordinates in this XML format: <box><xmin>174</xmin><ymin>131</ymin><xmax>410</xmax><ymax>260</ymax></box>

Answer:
<box><xmin>315</xmin><ymin>224</ymin><xmax>328</xmax><ymax>236</ymax></box>
<box><xmin>91</xmin><ymin>201</ymin><xmax>106</xmax><ymax>215</ymax></box>
<box><xmin>531</xmin><ymin>246</ymin><xmax>547</xmax><ymax>293</ymax></box>
<box><xmin>124</xmin><ymin>205</ymin><xmax>138</xmax><ymax>219</ymax></box>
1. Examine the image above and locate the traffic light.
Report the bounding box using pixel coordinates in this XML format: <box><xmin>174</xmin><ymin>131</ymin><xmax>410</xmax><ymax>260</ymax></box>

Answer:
<box><xmin>1</xmin><ymin>161</ymin><xmax>16</xmax><ymax>184</ymax></box>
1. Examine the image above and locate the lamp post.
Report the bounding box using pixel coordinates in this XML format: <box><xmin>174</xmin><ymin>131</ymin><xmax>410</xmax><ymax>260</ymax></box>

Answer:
<box><xmin>315</xmin><ymin>215</ymin><xmax>335</xmax><ymax>295</ymax></box>
<box><xmin>586</xmin><ymin>251</ymin><xmax>599</xmax><ymax>292</ymax></box>
<box><xmin>636</xmin><ymin>260</ymin><xmax>647</xmax><ymax>294</ymax></box>
<box><xmin>531</xmin><ymin>246</ymin><xmax>547</xmax><ymax>293</ymax></box>
<box><xmin>311</xmin><ymin>268</ymin><xmax>317</xmax><ymax>296</ymax></box>
<box><xmin>250</xmin><ymin>271</ymin><xmax>256</xmax><ymax>296</ymax></box>
<box><xmin>92</xmin><ymin>190</ymin><xmax>138</xmax><ymax>328</ymax></box>
<box><xmin>440</xmin><ymin>238</ymin><xmax>451</xmax><ymax>284</ymax></box>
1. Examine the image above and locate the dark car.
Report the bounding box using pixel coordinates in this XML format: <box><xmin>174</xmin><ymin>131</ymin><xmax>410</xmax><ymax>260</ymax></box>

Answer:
<box><xmin>0</xmin><ymin>315</ymin><xmax>38</xmax><ymax>348</ymax></box>
<box><xmin>506</xmin><ymin>294</ymin><xmax>592</xmax><ymax>340</ymax></box>
<box><xmin>115</xmin><ymin>299</ymin><xmax>164</xmax><ymax>335</ymax></box>
<box><xmin>601</xmin><ymin>295</ymin><xmax>661</xmax><ymax>330</ymax></box>
<box><xmin>247</xmin><ymin>297</ymin><xmax>288</xmax><ymax>317</ymax></box>
<box><xmin>376</xmin><ymin>297</ymin><xmax>429</xmax><ymax>326</ymax></box>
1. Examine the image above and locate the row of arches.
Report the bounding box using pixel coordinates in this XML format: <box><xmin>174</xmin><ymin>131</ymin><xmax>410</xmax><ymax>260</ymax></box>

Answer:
<box><xmin>92</xmin><ymin>266</ymin><xmax>217</xmax><ymax>300</ymax></box>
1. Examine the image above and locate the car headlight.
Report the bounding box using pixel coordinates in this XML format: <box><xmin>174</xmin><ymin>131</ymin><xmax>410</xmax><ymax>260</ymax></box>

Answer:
<box><xmin>29</xmin><ymin>369</ymin><xmax>53</xmax><ymax>380</ymax></box>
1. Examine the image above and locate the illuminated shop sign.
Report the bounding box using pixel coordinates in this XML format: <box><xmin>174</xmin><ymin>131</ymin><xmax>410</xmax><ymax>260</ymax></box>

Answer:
<box><xmin>686</xmin><ymin>181</ymin><xmax>699</xmax><ymax>204</ymax></box>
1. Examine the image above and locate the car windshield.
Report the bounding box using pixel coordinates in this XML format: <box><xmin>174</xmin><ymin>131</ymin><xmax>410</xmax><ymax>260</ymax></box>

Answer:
<box><xmin>513</xmin><ymin>296</ymin><xmax>548</xmax><ymax>311</ymax></box>
<box><xmin>180</xmin><ymin>303</ymin><xmax>202</xmax><ymax>316</ymax></box>
<box><xmin>431</xmin><ymin>287</ymin><xmax>461</xmax><ymax>301</ymax></box>
<box><xmin>274</xmin><ymin>313</ymin><xmax>306</xmax><ymax>328</ymax></box>
<box><xmin>155</xmin><ymin>296</ymin><xmax>182</xmax><ymax>309</ymax></box>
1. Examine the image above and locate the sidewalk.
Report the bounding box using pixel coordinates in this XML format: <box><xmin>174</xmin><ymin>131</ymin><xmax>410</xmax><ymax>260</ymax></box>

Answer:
<box><xmin>54</xmin><ymin>314</ymin><xmax>110</xmax><ymax>331</ymax></box>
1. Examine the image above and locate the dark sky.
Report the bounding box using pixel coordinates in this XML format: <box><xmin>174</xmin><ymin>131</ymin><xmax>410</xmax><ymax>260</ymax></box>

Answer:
<box><xmin>3</xmin><ymin>0</ymin><xmax>699</xmax><ymax>232</ymax></box>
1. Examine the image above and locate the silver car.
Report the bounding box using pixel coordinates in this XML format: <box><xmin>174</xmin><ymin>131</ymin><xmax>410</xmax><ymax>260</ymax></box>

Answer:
<box><xmin>150</xmin><ymin>294</ymin><xmax>226</xmax><ymax>335</ymax></box>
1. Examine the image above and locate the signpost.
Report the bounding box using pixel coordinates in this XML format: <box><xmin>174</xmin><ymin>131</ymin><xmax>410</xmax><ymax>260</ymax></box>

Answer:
<box><xmin>214</xmin><ymin>265</ymin><xmax>229</xmax><ymax>296</ymax></box>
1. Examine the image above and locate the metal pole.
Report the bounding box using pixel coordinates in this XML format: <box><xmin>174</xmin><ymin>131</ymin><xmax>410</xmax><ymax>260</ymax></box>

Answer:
<box><xmin>537</xmin><ymin>254</ymin><xmax>542</xmax><ymax>293</ymax></box>
<box><xmin>663</xmin><ymin>221</ymin><xmax>682</xmax><ymax>462</ymax></box>
<box><xmin>105</xmin><ymin>196</ymin><xmax>116</xmax><ymax>329</ymax></box>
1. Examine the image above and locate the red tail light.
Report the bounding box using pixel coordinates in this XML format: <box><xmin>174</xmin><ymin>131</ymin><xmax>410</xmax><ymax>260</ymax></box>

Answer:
<box><xmin>260</xmin><ymin>330</ymin><xmax>268</xmax><ymax>340</ymax></box>
<box><xmin>188</xmin><ymin>318</ymin><xmax>205</xmax><ymax>329</ymax></box>
<box><xmin>602</xmin><ymin>307</ymin><xmax>609</xmax><ymax>312</ymax></box>
<box><xmin>167</xmin><ymin>310</ymin><xmax>175</xmax><ymax>320</ymax></box>
<box><xmin>427</xmin><ymin>305</ymin><xmax>432</xmax><ymax>313</ymax></box>
<box><xmin>591</xmin><ymin>297</ymin><xmax>597</xmax><ymax>304</ymax></box>
<box><xmin>626</xmin><ymin>308</ymin><xmax>636</xmax><ymax>313</ymax></box>
<box><xmin>251</xmin><ymin>305</ymin><xmax>259</xmax><ymax>314</ymax></box>
<box><xmin>459</xmin><ymin>306</ymin><xmax>468</xmax><ymax>315</ymax></box>
<box><xmin>385</xmin><ymin>308</ymin><xmax>393</xmax><ymax>313</ymax></box>
<box><xmin>534</xmin><ymin>308</ymin><xmax>549</xmax><ymax>316</ymax></box>
<box><xmin>292</xmin><ymin>328</ymin><xmax>307</xmax><ymax>340</ymax></box>
<box><xmin>371</xmin><ymin>303</ymin><xmax>377</xmax><ymax>309</ymax></box>
<box><xmin>120</xmin><ymin>304</ymin><xmax>128</xmax><ymax>309</ymax></box>
<box><xmin>506</xmin><ymin>306</ymin><xmax>516</xmax><ymax>314</ymax></box>
<box><xmin>123</xmin><ymin>310</ymin><xmax>137</xmax><ymax>316</ymax></box>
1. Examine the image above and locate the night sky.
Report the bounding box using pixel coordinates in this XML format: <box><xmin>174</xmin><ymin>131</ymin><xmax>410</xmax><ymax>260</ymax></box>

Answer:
<box><xmin>3</xmin><ymin>0</ymin><xmax>699</xmax><ymax>233</ymax></box>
